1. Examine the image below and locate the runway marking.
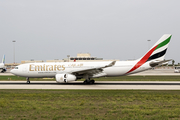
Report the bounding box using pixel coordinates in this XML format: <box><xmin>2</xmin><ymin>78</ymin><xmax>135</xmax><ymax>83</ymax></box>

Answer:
<box><xmin>1</xmin><ymin>82</ymin><xmax>180</xmax><ymax>85</ymax></box>
<box><xmin>0</xmin><ymin>81</ymin><xmax>180</xmax><ymax>90</ymax></box>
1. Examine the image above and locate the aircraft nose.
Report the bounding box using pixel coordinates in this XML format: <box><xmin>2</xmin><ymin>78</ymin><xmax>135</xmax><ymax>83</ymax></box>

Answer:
<box><xmin>10</xmin><ymin>69</ymin><xmax>15</xmax><ymax>74</ymax></box>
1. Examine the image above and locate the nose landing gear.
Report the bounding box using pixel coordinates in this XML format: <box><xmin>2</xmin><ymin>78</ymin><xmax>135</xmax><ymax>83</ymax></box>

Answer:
<box><xmin>26</xmin><ymin>77</ymin><xmax>30</xmax><ymax>84</ymax></box>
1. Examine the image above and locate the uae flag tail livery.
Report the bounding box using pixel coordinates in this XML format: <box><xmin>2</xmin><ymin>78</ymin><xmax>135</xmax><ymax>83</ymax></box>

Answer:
<box><xmin>126</xmin><ymin>34</ymin><xmax>172</xmax><ymax>74</ymax></box>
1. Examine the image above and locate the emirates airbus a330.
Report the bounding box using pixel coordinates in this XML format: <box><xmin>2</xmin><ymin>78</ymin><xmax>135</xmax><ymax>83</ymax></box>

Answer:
<box><xmin>11</xmin><ymin>34</ymin><xmax>172</xmax><ymax>84</ymax></box>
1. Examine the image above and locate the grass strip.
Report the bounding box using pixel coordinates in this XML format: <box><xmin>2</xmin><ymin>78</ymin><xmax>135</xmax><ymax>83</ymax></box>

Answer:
<box><xmin>0</xmin><ymin>75</ymin><xmax>180</xmax><ymax>81</ymax></box>
<box><xmin>0</xmin><ymin>90</ymin><xmax>180</xmax><ymax>120</ymax></box>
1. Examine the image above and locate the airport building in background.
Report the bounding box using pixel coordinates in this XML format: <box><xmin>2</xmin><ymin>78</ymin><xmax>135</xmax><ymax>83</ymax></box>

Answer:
<box><xmin>47</xmin><ymin>53</ymin><xmax>119</xmax><ymax>62</ymax></box>
<box><xmin>21</xmin><ymin>53</ymin><xmax>119</xmax><ymax>64</ymax></box>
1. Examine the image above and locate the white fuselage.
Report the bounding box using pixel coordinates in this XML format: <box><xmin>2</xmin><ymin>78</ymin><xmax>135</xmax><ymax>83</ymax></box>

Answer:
<box><xmin>10</xmin><ymin>34</ymin><xmax>172</xmax><ymax>83</ymax></box>
<box><xmin>0</xmin><ymin>63</ymin><xmax>4</xmax><ymax>68</ymax></box>
<box><xmin>0</xmin><ymin>63</ymin><xmax>5</xmax><ymax>70</ymax></box>
<box><xmin>10</xmin><ymin>60</ymin><xmax>151</xmax><ymax>78</ymax></box>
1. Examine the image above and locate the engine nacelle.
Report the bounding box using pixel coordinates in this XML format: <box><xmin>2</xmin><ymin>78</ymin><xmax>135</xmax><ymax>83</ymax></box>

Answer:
<box><xmin>55</xmin><ymin>73</ymin><xmax>76</xmax><ymax>83</ymax></box>
<box><xmin>1</xmin><ymin>68</ymin><xmax>6</xmax><ymax>73</ymax></box>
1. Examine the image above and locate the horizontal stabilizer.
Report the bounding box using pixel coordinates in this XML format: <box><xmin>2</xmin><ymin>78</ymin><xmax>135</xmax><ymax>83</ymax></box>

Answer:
<box><xmin>149</xmin><ymin>59</ymin><xmax>172</xmax><ymax>67</ymax></box>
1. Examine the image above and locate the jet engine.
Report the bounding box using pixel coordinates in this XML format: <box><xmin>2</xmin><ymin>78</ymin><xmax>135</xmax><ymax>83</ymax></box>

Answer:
<box><xmin>1</xmin><ymin>68</ymin><xmax>6</xmax><ymax>73</ymax></box>
<box><xmin>55</xmin><ymin>73</ymin><xmax>76</xmax><ymax>83</ymax></box>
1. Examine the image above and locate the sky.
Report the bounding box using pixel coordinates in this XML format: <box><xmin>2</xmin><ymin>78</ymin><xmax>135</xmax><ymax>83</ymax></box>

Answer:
<box><xmin>0</xmin><ymin>0</ymin><xmax>180</xmax><ymax>64</ymax></box>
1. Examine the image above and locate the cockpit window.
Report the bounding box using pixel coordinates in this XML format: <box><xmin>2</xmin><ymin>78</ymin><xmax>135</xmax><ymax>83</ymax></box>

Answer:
<box><xmin>14</xmin><ymin>67</ymin><xmax>18</xmax><ymax>69</ymax></box>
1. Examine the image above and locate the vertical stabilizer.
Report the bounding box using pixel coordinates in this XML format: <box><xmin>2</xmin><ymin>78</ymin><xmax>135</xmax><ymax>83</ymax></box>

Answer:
<box><xmin>2</xmin><ymin>55</ymin><xmax>5</xmax><ymax>64</ymax></box>
<box><xmin>126</xmin><ymin>34</ymin><xmax>172</xmax><ymax>74</ymax></box>
<box><xmin>145</xmin><ymin>34</ymin><xmax>172</xmax><ymax>62</ymax></box>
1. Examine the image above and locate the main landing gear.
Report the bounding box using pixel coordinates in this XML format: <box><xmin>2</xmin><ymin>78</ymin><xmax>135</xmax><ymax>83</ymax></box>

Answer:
<box><xmin>26</xmin><ymin>77</ymin><xmax>30</xmax><ymax>84</ymax></box>
<box><xmin>83</xmin><ymin>79</ymin><xmax>95</xmax><ymax>84</ymax></box>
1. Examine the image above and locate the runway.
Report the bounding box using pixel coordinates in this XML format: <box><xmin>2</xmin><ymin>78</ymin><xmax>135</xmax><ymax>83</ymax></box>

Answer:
<box><xmin>1</xmin><ymin>81</ymin><xmax>180</xmax><ymax>90</ymax></box>
<box><xmin>1</xmin><ymin>68</ymin><xmax>180</xmax><ymax>90</ymax></box>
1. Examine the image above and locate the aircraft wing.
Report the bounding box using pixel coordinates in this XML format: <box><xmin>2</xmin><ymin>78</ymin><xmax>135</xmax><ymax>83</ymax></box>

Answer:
<box><xmin>149</xmin><ymin>59</ymin><xmax>172</xmax><ymax>67</ymax></box>
<box><xmin>70</xmin><ymin>61</ymin><xmax>116</xmax><ymax>77</ymax></box>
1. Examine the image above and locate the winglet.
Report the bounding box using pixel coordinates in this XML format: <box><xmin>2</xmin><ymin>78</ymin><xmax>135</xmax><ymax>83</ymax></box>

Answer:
<box><xmin>104</xmin><ymin>61</ymin><xmax>116</xmax><ymax>68</ymax></box>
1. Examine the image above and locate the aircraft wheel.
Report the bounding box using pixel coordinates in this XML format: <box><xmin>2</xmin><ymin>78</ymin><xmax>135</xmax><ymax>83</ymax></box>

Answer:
<box><xmin>83</xmin><ymin>79</ymin><xmax>95</xmax><ymax>84</ymax></box>
<box><xmin>83</xmin><ymin>80</ymin><xmax>88</xmax><ymax>84</ymax></box>
<box><xmin>26</xmin><ymin>81</ymin><xmax>30</xmax><ymax>84</ymax></box>
<box><xmin>90</xmin><ymin>80</ymin><xmax>95</xmax><ymax>84</ymax></box>
<box><xmin>26</xmin><ymin>77</ymin><xmax>30</xmax><ymax>84</ymax></box>
<box><xmin>92</xmin><ymin>80</ymin><xmax>95</xmax><ymax>84</ymax></box>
